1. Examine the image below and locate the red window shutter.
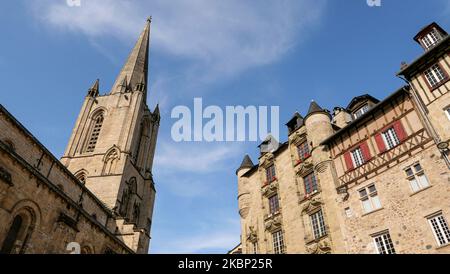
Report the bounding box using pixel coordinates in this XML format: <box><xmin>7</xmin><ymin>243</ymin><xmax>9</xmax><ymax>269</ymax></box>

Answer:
<box><xmin>393</xmin><ymin>120</ymin><xmax>407</xmax><ymax>142</ymax></box>
<box><xmin>344</xmin><ymin>151</ymin><xmax>354</xmax><ymax>171</ymax></box>
<box><xmin>360</xmin><ymin>142</ymin><xmax>372</xmax><ymax>161</ymax></box>
<box><xmin>374</xmin><ymin>133</ymin><xmax>386</xmax><ymax>154</ymax></box>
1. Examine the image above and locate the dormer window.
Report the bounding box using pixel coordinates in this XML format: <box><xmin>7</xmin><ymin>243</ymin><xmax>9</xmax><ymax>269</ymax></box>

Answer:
<box><xmin>421</xmin><ymin>29</ymin><xmax>441</xmax><ymax>50</ymax></box>
<box><xmin>286</xmin><ymin>113</ymin><xmax>304</xmax><ymax>135</ymax></box>
<box><xmin>414</xmin><ymin>23</ymin><xmax>448</xmax><ymax>51</ymax></box>
<box><xmin>353</xmin><ymin>104</ymin><xmax>369</xmax><ymax>119</ymax></box>
<box><xmin>347</xmin><ymin>94</ymin><xmax>379</xmax><ymax>120</ymax></box>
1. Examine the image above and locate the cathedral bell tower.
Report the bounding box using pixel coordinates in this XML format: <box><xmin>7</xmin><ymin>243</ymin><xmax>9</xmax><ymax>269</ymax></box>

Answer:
<box><xmin>60</xmin><ymin>18</ymin><xmax>159</xmax><ymax>253</ymax></box>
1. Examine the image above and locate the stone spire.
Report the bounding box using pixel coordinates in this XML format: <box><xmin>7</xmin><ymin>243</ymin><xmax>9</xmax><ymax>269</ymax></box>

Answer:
<box><xmin>111</xmin><ymin>18</ymin><xmax>151</xmax><ymax>98</ymax></box>
<box><xmin>87</xmin><ymin>79</ymin><xmax>99</xmax><ymax>97</ymax></box>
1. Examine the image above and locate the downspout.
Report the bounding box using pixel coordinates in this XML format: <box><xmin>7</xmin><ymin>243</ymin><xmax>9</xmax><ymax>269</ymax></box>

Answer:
<box><xmin>397</xmin><ymin>76</ymin><xmax>450</xmax><ymax>169</ymax></box>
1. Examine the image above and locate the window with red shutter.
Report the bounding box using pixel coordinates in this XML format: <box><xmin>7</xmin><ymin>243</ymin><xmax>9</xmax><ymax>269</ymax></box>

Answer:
<box><xmin>344</xmin><ymin>151</ymin><xmax>354</xmax><ymax>171</ymax></box>
<box><xmin>393</xmin><ymin>120</ymin><xmax>407</xmax><ymax>142</ymax></box>
<box><xmin>360</xmin><ymin>141</ymin><xmax>372</xmax><ymax>161</ymax></box>
<box><xmin>375</xmin><ymin>133</ymin><xmax>386</xmax><ymax>154</ymax></box>
<box><xmin>266</xmin><ymin>165</ymin><xmax>276</xmax><ymax>183</ymax></box>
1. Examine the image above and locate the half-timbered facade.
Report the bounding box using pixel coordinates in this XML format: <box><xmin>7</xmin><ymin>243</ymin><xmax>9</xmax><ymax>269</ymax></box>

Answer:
<box><xmin>235</xmin><ymin>22</ymin><xmax>450</xmax><ymax>254</ymax></box>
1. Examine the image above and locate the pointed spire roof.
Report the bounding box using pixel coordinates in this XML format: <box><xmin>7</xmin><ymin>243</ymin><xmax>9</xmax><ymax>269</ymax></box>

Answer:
<box><xmin>307</xmin><ymin>100</ymin><xmax>323</xmax><ymax>115</ymax></box>
<box><xmin>111</xmin><ymin>18</ymin><xmax>151</xmax><ymax>97</ymax></box>
<box><xmin>88</xmin><ymin>79</ymin><xmax>99</xmax><ymax>97</ymax></box>
<box><xmin>236</xmin><ymin>154</ymin><xmax>254</xmax><ymax>175</ymax></box>
<box><xmin>153</xmin><ymin>104</ymin><xmax>160</xmax><ymax>116</ymax></box>
<box><xmin>305</xmin><ymin>100</ymin><xmax>331</xmax><ymax>120</ymax></box>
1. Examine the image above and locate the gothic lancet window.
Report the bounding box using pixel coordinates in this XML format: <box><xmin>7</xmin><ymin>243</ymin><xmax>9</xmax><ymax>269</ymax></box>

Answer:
<box><xmin>85</xmin><ymin>112</ymin><xmax>104</xmax><ymax>153</ymax></box>
<box><xmin>135</xmin><ymin>119</ymin><xmax>151</xmax><ymax>171</ymax></box>
<box><xmin>102</xmin><ymin>149</ymin><xmax>119</xmax><ymax>175</ymax></box>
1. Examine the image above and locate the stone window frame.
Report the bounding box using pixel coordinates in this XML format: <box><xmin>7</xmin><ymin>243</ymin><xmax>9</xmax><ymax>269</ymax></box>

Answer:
<box><xmin>259</xmin><ymin>153</ymin><xmax>277</xmax><ymax>187</ymax></box>
<box><xmin>358</xmin><ymin>184</ymin><xmax>382</xmax><ymax>214</ymax></box>
<box><xmin>303</xmin><ymin>172</ymin><xmax>319</xmax><ymax>197</ymax></box>
<box><xmin>271</xmin><ymin>229</ymin><xmax>285</xmax><ymax>254</ymax></box>
<box><xmin>371</xmin><ymin>230</ymin><xmax>396</xmax><ymax>254</ymax></box>
<box><xmin>289</xmin><ymin>129</ymin><xmax>310</xmax><ymax>166</ymax></box>
<box><xmin>426</xmin><ymin>211</ymin><xmax>450</xmax><ymax>247</ymax></box>
<box><xmin>403</xmin><ymin>162</ymin><xmax>430</xmax><ymax>194</ymax></box>
<box><xmin>265</xmin><ymin>164</ymin><xmax>276</xmax><ymax>184</ymax></box>
<box><xmin>268</xmin><ymin>193</ymin><xmax>280</xmax><ymax>215</ymax></box>
<box><xmin>309</xmin><ymin>209</ymin><xmax>327</xmax><ymax>240</ymax></box>
<box><xmin>83</xmin><ymin>109</ymin><xmax>106</xmax><ymax>154</ymax></box>
<box><xmin>1</xmin><ymin>201</ymin><xmax>40</xmax><ymax>254</ymax></box>
<box><xmin>296</xmin><ymin>141</ymin><xmax>311</xmax><ymax>163</ymax></box>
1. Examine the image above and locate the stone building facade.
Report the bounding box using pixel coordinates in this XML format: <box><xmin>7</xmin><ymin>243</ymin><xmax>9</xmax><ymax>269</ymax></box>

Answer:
<box><xmin>0</xmin><ymin>19</ymin><xmax>159</xmax><ymax>254</ymax></box>
<box><xmin>236</xmin><ymin>22</ymin><xmax>450</xmax><ymax>254</ymax></box>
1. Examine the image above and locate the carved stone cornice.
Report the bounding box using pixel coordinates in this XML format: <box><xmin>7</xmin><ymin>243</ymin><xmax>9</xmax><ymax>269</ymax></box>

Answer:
<box><xmin>301</xmin><ymin>196</ymin><xmax>323</xmax><ymax>214</ymax></box>
<box><xmin>288</xmin><ymin>128</ymin><xmax>307</xmax><ymax>145</ymax></box>
<box><xmin>337</xmin><ymin>185</ymin><xmax>349</xmax><ymax>202</ymax></box>
<box><xmin>260</xmin><ymin>153</ymin><xmax>275</xmax><ymax>168</ymax></box>
<box><xmin>264</xmin><ymin>214</ymin><xmax>282</xmax><ymax>232</ymax></box>
<box><xmin>306</xmin><ymin>237</ymin><xmax>332</xmax><ymax>254</ymax></box>
<box><xmin>261</xmin><ymin>181</ymin><xmax>278</xmax><ymax>198</ymax></box>
<box><xmin>295</xmin><ymin>158</ymin><xmax>314</xmax><ymax>177</ymax></box>
<box><xmin>314</xmin><ymin>160</ymin><xmax>330</xmax><ymax>174</ymax></box>
<box><xmin>247</xmin><ymin>226</ymin><xmax>258</xmax><ymax>243</ymax></box>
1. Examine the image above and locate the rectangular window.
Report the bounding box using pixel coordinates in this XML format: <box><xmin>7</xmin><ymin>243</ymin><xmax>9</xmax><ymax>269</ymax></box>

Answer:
<box><xmin>445</xmin><ymin>108</ymin><xmax>450</xmax><ymax>121</ymax></box>
<box><xmin>422</xmin><ymin>30</ymin><xmax>441</xmax><ymax>49</ymax></box>
<box><xmin>424</xmin><ymin>64</ymin><xmax>447</xmax><ymax>88</ymax></box>
<box><xmin>428</xmin><ymin>214</ymin><xmax>450</xmax><ymax>246</ymax></box>
<box><xmin>266</xmin><ymin>165</ymin><xmax>276</xmax><ymax>183</ymax></box>
<box><xmin>373</xmin><ymin>232</ymin><xmax>396</xmax><ymax>254</ymax></box>
<box><xmin>351</xmin><ymin>147</ymin><xmax>365</xmax><ymax>168</ymax></box>
<box><xmin>268</xmin><ymin>194</ymin><xmax>280</xmax><ymax>214</ymax></box>
<box><xmin>310</xmin><ymin>210</ymin><xmax>327</xmax><ymax>239</ymax></box>
<box><xmin>382</xmin><ymin>127</ymin><xmax>400</xmax><ymax>150</ymax></box>
<box><xmin>297</xmin><ymin>142</ymin><xmax>311</xmax><ymax>161</ymax></box>
<box><xmin>405</xmin><ymin>163</ymin><xmax>430</xmax><ymax>193</ymax></box>
<box><xmin>304</xmin><ymin>172</ymin><xmax>318</xmax><ymax>195</ymax></box>
<box><xmin>353</xmin><ymin>104</ymin><xmax>369</xmax><ymax>119</ymax></box>
<box><xmin>359</xmin><ymin>184</ymin><xmax>382</xmax><ymax>214</ymax></box>
<box><xmin>272</xmin><ymin>231</ymin><xmax>285</xmax><ymax>254</ymax></box>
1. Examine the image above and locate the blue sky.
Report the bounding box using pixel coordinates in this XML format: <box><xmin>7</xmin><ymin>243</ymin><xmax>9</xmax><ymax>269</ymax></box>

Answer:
<box><xmin>0</xmin><ymin>0</ymin><xmax>449</xmax><ymax>253</ymax></box>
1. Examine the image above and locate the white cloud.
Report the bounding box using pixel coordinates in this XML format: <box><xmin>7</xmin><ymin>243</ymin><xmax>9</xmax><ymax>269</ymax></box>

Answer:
<box><xmin>154</xmin><ymin>141</ymin><xmax>242</xmax><ymax>173</ymax></box>
<box><xmin>152</xmin><ymin>141</ymin><xmax>243</xmax><ymax>197</ymax></box>
<box><xmin>156</xmin><ymin>232</ymin><xmax>238</xmax><ymax>254</ymax></box>
<box><xmin>152</xmin><ymin>222</ymin><xmax>240</xmax><ymax>254</ymax></box>
<box><xmin>30</xmin><ymin>0</ymin><xmax>325</xmax><ymax>83</ymax></box>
